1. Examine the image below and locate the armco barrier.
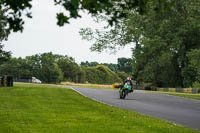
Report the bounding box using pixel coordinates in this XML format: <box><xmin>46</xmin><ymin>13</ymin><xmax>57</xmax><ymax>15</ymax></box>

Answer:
<box><xmin>158</xmin><ymin>88</ymin><xmax>198</xmax><ymax>94</ymax></box>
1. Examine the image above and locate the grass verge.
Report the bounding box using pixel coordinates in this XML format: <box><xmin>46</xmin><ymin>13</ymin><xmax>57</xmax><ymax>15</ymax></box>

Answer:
<box><xmin>0</xmin><ymin>84</ymin><xmax>199</xmax><ymax>133</ymax></box>
<box><xmin>147</xmin><ymin>91</ymin><xmax>200</xmax><ymax>100</ymax></box>
<box><xmin>61</xmin><ymin>82</ymin><xmax>115</xmax><ymax>89</ymax></box>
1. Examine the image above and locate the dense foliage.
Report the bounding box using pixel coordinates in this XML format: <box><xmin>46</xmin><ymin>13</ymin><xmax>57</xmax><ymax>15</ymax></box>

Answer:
<box><xmin>132</xmin><ymin>0</ymin><xmax>200</xmax><ymax>87</ymax></box>
<box><xmin>80</xmin><ymin>0</ymin><xmax>200</xmax><ymax>88</ymax></box>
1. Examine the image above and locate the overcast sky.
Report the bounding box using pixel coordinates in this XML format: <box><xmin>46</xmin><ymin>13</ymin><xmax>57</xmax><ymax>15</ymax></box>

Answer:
<box><xmin>4</xmin><ymin>0</ymin><xmax>133</xmax><ymax>64</ymax></box>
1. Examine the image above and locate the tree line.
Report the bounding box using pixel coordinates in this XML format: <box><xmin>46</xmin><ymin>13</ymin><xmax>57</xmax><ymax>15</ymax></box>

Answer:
<box><xmin>0</xmin><ymin>52</ymin><xmax>132</xmax><ymax>84</ymax></box>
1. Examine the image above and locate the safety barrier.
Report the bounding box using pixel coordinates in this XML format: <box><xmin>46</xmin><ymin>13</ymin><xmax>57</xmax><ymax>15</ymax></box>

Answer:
<box><xmin>0</xmin><ymin>76</ymin><xmax>13</xmax><ymax>87</ymax></box>
<box><xmin>157</xmin><ymin>88</ymin><xmax>198</xmax><ymax>94</ymax></box>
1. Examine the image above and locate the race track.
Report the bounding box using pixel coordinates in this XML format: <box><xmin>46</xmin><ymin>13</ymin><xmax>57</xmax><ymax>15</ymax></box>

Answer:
<box><xmin>71</xmin><ymin>87</ymin><xmax>200</xmax><ymax>130</ymax></box>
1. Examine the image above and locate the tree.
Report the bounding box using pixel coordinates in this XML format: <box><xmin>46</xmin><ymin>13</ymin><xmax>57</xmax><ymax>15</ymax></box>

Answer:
<box><xmin>80</xmin><ymin>61</ymin><xmax>90</xmax><ymax>67</ymax></box>
<box><xmin>0</xmin><ymin>57</ymin><xmax>32</xmax><ymax>79</ymax></box>
<box><xmin>0</xmin><ymin>45</ymin><xmax>11</xmax><ymax>65</ymax></box>
<box><xmin>38</xmin><ymin>53</ymin><xmax>63</xmax><ymax>83</ymax></box>
<box><xmin>56</xmin><ymin>55</ymin><xmax>80</xmax><ymax>82</ymax></box>
<box><xmin>80</xmin><ymin>61</ymin><xmax>99</xmax><ymax>67</ymax></box>
<box><xmin>0</xmin><ymin>58</ymin><xmax>20</xmax><ymax>78</ymax></box>
<box><xmin>132</xmin><ymin>0</ymin><xmax>200</xmax><ymax>87</ymax></box>
<box><xmin>103</xmin><ymin>63</ymin><xmax>118</xmax><ymax>72</ymax></box>
<box><xmin>0</xmin><ymin>0</ymin><xmax>32</xmax><ymax>33</ymax></box>
<box><xmin>0</xmin><ymin>10</ymin><xmax>11</xmax><ymax>65</ymax></box>
<box><xmin>0</xmin><ymin>10</ymin><xmax>9</xmax><ymax>41</ymax></box>
<box><xmin>54</xmin><ymin>0</ymin><xmax>174</xmax><ymax>26</ymax></box>
<box><xmin>77</xmin><ymin>68</ymin><xmax>86</xmax><ymax>83</ymax></box>
<box><xmin>186</xmin><ymin>49</ymin><xmax>200</xmax><ymax>83</ymax></box>
<box><xmin>25</xmin><ymin>53</ymin><xmax>63</xmax><ymax>83</ymax></box>
<box><xmin>117</xmin><ymin>58</ymin><xmax>132</xmax><ymax>73</ymax></box>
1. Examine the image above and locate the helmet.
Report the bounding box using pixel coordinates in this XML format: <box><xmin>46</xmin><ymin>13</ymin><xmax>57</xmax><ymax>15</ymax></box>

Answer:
<box><xmin>127</xmin><ymin>77</ymin><xmax>131</xmax><ymax>80</ymax></box>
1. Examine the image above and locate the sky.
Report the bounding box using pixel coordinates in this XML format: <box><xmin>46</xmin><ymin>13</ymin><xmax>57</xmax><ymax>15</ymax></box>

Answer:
<box><xmin>3</xmin><ymin>0</ymin><xmax>133</xmax><ymax>64</ymax></box>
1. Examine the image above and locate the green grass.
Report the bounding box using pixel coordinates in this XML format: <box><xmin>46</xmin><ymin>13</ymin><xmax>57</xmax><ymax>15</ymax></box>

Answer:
<box><xmin>169</xmin><ymin>93</ymin><xmax>200</xmax><ymax>100</ymax></box>
<box><xmin>14</xmin><ymin>82</ymin><xmax>115</xmax><ymax>89</ymax></box>
<box><xmin>61</xmin><ymin>82</ymin><xmax>115</xmax><ymax>89</ymax></box>
<box><xmin>147</xmin><ymin>91</ymin><xmax>200</xmax><ymax>100</ymax></box>
<box><xmin>0</xmin><ymin>84</ymin><xmax>199</xmax><ymax>133</ymax></box>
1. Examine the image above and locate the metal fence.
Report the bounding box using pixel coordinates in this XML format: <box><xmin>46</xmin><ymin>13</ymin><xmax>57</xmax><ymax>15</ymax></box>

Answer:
<box><xmin>13</xmin><ymin>79</ymin><xmax>32</xmax><ymax>83</ymax></box>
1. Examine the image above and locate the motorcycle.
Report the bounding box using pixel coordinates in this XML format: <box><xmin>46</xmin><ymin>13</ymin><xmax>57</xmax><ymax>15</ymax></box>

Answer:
<box><xmin>119</xmin><ymin>83</ymin><xmax>133</xmax><ymax>99</ymax></box>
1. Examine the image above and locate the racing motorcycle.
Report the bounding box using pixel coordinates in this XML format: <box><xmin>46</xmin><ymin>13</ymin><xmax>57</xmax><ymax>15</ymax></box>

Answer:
<box><xmin>119</xmin><ymin>83</ymin><xmax>133</xmax><ymax>99</ymax></box>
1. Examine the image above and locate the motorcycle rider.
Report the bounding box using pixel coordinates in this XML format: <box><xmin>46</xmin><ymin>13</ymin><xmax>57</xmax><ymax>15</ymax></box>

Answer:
<box><xmin>121</xmin><ymin>77</ymin><xmax>134</xmax><ymax>92</ymax></box>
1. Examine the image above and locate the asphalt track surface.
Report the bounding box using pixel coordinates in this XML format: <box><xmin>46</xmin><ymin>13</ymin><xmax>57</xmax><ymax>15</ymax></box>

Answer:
<box><xmin>71</xmin><ymin>87</ymin><xmax>200</xmax><ymax>130</ymax></box>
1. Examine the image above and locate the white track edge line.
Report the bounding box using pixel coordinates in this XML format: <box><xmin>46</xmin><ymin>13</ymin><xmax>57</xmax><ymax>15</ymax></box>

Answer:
<box><xmin>69</xmin><ymin>87</ymin><xmax>114</xmax><ymax>107</ymax></box>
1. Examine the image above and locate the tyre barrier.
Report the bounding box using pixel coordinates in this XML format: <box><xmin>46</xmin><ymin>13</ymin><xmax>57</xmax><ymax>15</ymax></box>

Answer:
<box><xmin>0</xmin><ymin>76</ymin><xmax>13</xmax><ymax>87</ymax></box>
<box><xmin>157</xmin><ymin>88</ymin><xmax>198</xmax><ymax>94</ymax></box>
<box><xmin>112</xmin><ymin>83</ymin><xmax>121</xmax><ymax>88</ymax></box>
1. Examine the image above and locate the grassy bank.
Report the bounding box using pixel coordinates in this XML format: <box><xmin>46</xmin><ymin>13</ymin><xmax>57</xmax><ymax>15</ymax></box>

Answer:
<box><xmin>0</xmin><ymin>84</ymin><xmax>199</xmax><ymax>133</ymax></box>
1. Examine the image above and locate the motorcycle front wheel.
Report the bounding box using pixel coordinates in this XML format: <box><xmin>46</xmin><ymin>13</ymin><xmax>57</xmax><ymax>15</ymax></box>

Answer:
<box><xmin>120</xmin><ymin>89</ymin><xmax>127</xmax><ymax>99</ymax></box>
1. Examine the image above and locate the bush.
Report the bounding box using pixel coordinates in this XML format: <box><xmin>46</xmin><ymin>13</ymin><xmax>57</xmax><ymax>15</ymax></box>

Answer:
<box><xmin>117</xmin><ymin>72</ymin><xmax>130</xmax><ymax>81</ymax></box>
<box><xmin>84</xmin><ymin>65</ymin><xmax>122</xmax><ymax>84</ymax></box>
<box><xmin>151</xmin><ymin>86</ymin><xmax>157</xmax><ymax>91</ymax></box>
<box><xmin>192</xmin><ymin>82</ymin><xmax>200</xmax><ymax>93</ymax></box>
<box><xmin>77</xmin><ymin>69</ymin><xmax>86</xmax><ymax>83</ymax></box>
